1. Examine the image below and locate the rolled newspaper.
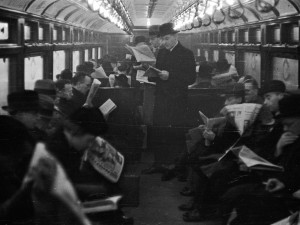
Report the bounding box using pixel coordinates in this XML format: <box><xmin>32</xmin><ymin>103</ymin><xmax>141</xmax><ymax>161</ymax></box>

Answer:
<box><xmin>84</xmin><ymin>79</ymin><xmax>101</xmax><ymax>107</ymax></box>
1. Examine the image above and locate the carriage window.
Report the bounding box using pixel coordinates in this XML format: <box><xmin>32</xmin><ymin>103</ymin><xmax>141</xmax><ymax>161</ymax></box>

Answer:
<box><xmin>243</xmin><ymin>52</ymin><xmax>261</xmax><ymax>86</ymax></box>
<box><xmin>291</xmin><ymin>25</ymin><xmax>299</xmax><ymax>43</ymax></box>
<box><xmin>62</xmin><ymin>29</ymin><xmax>66</xmax><ymax>41</ymax></box>
<box><xmin>204</xmin><ymin>51</ymin><xmax>209</xmax><ymax>61</ymax></box>
<box><xmin>92</xmin><ymin>48</ymin><xmax>96</xmax><ymax>59</ymax></box>
<box><xmin>255</xmin><ymin>29</ymin><xmax>261</xmax><ymax>43</ymax></box>
<box><xmin>0</xmin><ymin>21</ymin><xmax>9</xmax><ymax>40</ymax></box>
<box><xmin>85</xmin><ymin>49</ymin><xmax>89</xmax><ymax>61</ymax></box>
<box><xmin>53</xmin><ymin>28</ymin><xmax>57</xmax><ymax>41</ymax></box>
<box><xmin>197</xmin><ymin>49</ymin><xmax>200</xmax><ymax>57</ymax></box>
<box><xmin>38</xmin><ymin>26</ymin><xmax>44</xmax><ymax>41</ymax></box>
<box><xmin>24</xmin><ymin>56</ymin><xmax>44</xmax><ymax>90</ymax></box>
<box><xmin>273</xmin><ymin>27</ymin><xmax>280</xmax><ymax>43</ymax></box>
<box><xmin>98</xmin><ymin>47</ymin><xmax>102</xmax><ymax>59</ymax></box>
<box><xmin>53</xmin><ymin>51</ymin><xmax>66</xmax><ymax>80</ymax></box>
<box><xmin>272</xmin><ymin>57</ymin><xmax>298</xmax><ymax>90</ymax></box>
<box><xmin>73</xmin><ymin>51</ymin><xmax>80</xmax><ymax>71</ymax></box>
<box><xmin>225</xmin><ymin>51</ymin><xmax>235</xmax><ymax>66</ymax></box>
<box><xmin>244</xmin><ymin>30</ymin><xmax>249</xmax><ymax>43</ymax></box>
<box><xmin>213</xmin><ymin>50</ymin><xmax>219</xmax><ymax>62</ymax></box>
<box><xmin>0</xmin><ymin>58</ymin><xmax>9</xmax><ymax>115</ymax></box>
<box><xmin>24</xmin><ymin>25</ymin><xmax>31</xmax><ymax>40</ymax></box>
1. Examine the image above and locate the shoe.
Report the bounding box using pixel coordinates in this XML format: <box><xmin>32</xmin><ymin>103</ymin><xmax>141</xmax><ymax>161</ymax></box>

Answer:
<box><xmin>182</xmin><ymin>209</ymin><xmax>205</xmax><ymax>222</ymax></box>
<box><xmin>161</xmin><ymin>169</ymin><xmax>176</xmax><ymax>181</ymax></box>
<box><xmin>180</xmin><ymin>188</ymin><xmax>195</xmax><ymax>197</ymax></box>
<box><xmin>178</xmin><ymin>201</ymin><xmax>194</xmax><ymax>211</ymax></box>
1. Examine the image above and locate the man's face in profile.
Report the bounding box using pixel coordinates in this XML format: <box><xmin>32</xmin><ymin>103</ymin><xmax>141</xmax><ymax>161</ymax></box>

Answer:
<box><xmin>149</xmin><ymin>36</ymin><xmax>161</xmax><ymax>49</ymax></box>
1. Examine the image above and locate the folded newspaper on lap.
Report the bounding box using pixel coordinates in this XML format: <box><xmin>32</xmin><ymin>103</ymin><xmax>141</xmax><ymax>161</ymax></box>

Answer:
<box><xmin>219</xmin><ymin>145</ymin><xmax>284</xmax><ymax>172</ymax></box>
<box><xmin>82</xmin><ymin>195</ymin><xmax>122</xmax><ymax>213</ymax></box>
<box><xmin>99</xmin><ymin>98</ymin><xmax>117</xmax><ymax>118</ymax></box>
<box><xmin>24</xmin><ymin>143</ymin><xmax>91</xmax><ymax>225</ymax></box>
<box><xmin>86</xmin><ymin>136</ymin><xmax>124</xmax><ymax>183</ymax></box>
<box><xmin>239</xmin><ymin>146</ymin><xmax>284</xmax><ymax>172</ymax></box>
<box><xmin>125</xmin><ymin>44</ymin><xmax>156</xmax><ymax>63</ymax></box>
<box><xmin>221</xmin><ymin>103</ymin><xmax>262</xmax><ymax>135</ymax></box>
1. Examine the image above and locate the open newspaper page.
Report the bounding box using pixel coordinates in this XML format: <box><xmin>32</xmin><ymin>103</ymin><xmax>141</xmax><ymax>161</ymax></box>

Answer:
<box><xmin>82</xmin><ymin>195</ymin><xmax>122</xmax><ymax>213</ymax></box>
<box><xmin>86</xmin><ymin>136</ymin><xmax>124</xmax><ymax>183</ymax></box>
<box><xmin>221</xmin><ymin>103</ymin><xmax>262</xmax><ymax>135</ymax></box>
<box><xmin>84</xmin><ymin>79</ymin><xmax>101</xmax><ymax>107</ymax></box>
<box><xmin>239</xmin><ymin>146</ymin><xmax>284</xmax><ymax>172</ymax></box>
<box><xmin>24</xmin><ymin>143</ymin><xmax>91</xmax><ymax>225</ymax></box>
<box><xmin>125</xmin><ymin>44</ymin><xmax>156</xmax><ymax>63</ymax></box>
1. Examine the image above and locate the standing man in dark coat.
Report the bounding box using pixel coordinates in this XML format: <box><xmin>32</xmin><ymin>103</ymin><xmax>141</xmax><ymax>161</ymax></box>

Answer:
<box><xmin>145</xmin><ymin>23</ymin><xmax>196</xmax><ymax>174</ymax></box>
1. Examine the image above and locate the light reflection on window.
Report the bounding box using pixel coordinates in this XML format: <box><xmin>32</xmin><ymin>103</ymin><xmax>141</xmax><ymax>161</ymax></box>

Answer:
<box><xmin>24</xmin><ymin>56</ymin><xmax>44</xmax><ymax>90</ymax></box>
<box><xmin>0</xmin><ymin>58</ymin><xmax>9</xmax><ymax>115</ymax></box>
<box><xmin>98</xmin><ymin>47</ymin><xmax>101</xmax><ymax>59</ymax></box>
<box><xmin>53</xmin><ymin>51</ymin><xmax>66</xmax><ymax>80</ymax></box>
<box><xmin>85</xmin><ymin>49</ymin><xmax>89</xmax><ymax>61</ymax></box>
<box><xmin>0</xmin><ymin>22</ymin><xmax>9</xmax><ymax>40</ymax></box>
<box><xmin>73</xmin><ymin>51</ymin><xmax>80</xmax><ymax>71</ymax></box>
<box><xmin>24</xmin><ymin>25</ymin><xmax>31</xmax><ymax>40</ymax></box>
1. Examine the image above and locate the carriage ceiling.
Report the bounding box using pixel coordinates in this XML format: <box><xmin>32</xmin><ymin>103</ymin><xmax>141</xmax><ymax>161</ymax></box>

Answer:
<box><xmin>0</xmin><ymin>0</ymin><xmax>299</xmax><ymax>34</ymax></box>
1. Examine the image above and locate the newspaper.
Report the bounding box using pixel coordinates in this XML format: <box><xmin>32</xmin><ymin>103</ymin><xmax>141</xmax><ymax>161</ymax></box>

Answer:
<box><xmin>24</xmin><ymin>143</ymin><xmax>91</xmax><ymax>225</ymax></box>
<box><xmin>239</xmin><ymin>146</ymin><xmax>284</xmax><ymax>172</ymax></box>
<box><xmin>82</xmin><ymin>195</ymin><xmax>122</xmax><ymax>213</ymax></box>
<box><xmin>99</xmin><ymin>98</ymin><xmax>117</xmax><ymax>119</ymax></box>
<box><xmin>125</xmin><ymin>44</ymin><xmax>156</xmax><ymax>63</ymax></box>
<box><xmin>143</xmin><ymin>65</ymin><xmax>161</xmax><ymax>78</ymax></box>
<box><xmin>211</xmin><ymin>72</ymin><xmax>237</xmax><ymax>86</ymax></box>
<box><xmin>199</xmin><ymin>110</ymin><xmax>226</xmax><ymax>146</ymax></box>
<box><xmin>85</xmin><ymin>136</ymin><xmax>124</xmax><ymax>183</ymax></box>
<box><xmin>219</xmin><ymin>145</ymin><xmax>284</xmax><ymax>172</ymax></box>
<box><xmin>221</xmin><ymin>103</ymin><xmax>262</xmax><ymax>135</ymax></box>
<box><xmin>84</xmin><ymin>79</ymin><xmax>101</xmax><ymax>107</ymax></box>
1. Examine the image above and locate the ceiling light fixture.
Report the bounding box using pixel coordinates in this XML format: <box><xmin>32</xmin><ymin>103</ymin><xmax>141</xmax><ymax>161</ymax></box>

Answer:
<box><xmin>86</xmin><ymin>0</ymin><xmax>133</xmax><ymax>34</ymax></box>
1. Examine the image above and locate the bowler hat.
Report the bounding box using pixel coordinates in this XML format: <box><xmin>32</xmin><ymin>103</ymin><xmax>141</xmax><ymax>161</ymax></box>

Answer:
<box><xmin>34</xmin><ymin>79</ymin><xmax>56</xmax><ymax>98</ymax></box>
<box><xmin>277</xmin><ymin>94</ymin><xmax>300</xmax><ymax>118</ymax></box>
<box><xmin>149</xmin><ymin>25</ymin><xmax>160</xmax><ymax>37</ymax></box>
<box><xmin>261</xmin><ymin>80</ymin><xmax>286</xmax><ymax>95</ymax></box>
<box><xmin>2</xmin><ymin>90</ymin><xmax>39</xmax><ymax>114</ymax></box>
<box><xmin>134</xmin><ymin>36</ymin><xmax>146</xmax><ymax>45</ymax></box>
<box><xmin>159</xmin><ymin>23</ymin><xmax>179</xmax><ymax>37</ymax></box>
<box><xmin>221</xmin><ymin>83</ymin><xmax>245</xmax><ymax>98</ymax></box>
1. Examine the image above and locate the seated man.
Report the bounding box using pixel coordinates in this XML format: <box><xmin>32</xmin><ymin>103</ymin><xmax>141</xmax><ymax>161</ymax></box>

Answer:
<box><xmin>220</xmin><ymin>93</ymin><xmax>300</xmax><ymax>225</ymax></box>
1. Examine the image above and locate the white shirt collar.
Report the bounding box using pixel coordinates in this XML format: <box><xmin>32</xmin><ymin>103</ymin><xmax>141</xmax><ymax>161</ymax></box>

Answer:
<box><xmin>170</xmin><ymin>41</ymin><xmax>179</xmax><ymax>52</ymax></box>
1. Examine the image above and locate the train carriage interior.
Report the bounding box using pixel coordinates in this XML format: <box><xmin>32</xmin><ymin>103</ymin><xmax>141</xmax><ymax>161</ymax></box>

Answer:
<box><xmin>0</xmin><ymin>0</ymin><xmax>300</xmax><ymax>224</ymax></box>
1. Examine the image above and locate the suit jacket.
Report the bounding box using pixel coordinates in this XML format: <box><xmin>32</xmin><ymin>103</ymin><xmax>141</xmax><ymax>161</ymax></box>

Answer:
<box><xmin>149</xmin><ymin>42</ymin><xmax>196</xmax><ymax>126</ymax></box>
<box><xmin>70</xmin><ymin>87</ymin><xmax>86</xmax><ymax>113</ymax></box>
<box><xmin>150</xmin><ymin>42</ymin><xmax>195</xmax><ymax>97</ymax></box>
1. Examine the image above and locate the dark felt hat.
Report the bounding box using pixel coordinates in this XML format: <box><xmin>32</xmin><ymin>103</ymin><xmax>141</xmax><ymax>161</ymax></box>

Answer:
<box><xmin>34</xmin><ymin>79</ymin><xmax>56</xmax><ymax>97</ymax></box>
<box><xmin>149</xmin><ymin>25</ymin><xmax>160</xmax><ymax>37</ymax></box>
<box><xmin>134</xmin><ymin>36</ymin><xmax>146</xmax><ymax>45</ymax></box>
<box><xmin>38</xmin><ymin>94</ymin><xmax>54</xmax><ymax>119</ymax></box>
<box><xmin>277</xmin><ymin>94</ymin><xmax>300</xmax><ymax>118</ymax></box>
<box><xmin>159</xmin><ymin>23</ymin><xmax>179</xmax><ymax>37</ymax></box>
<box><xmin>221</xmin><ymin>83</ymin><xmax>245</xmax><ymax>98</ymax></box>
<box><xmin>261</xmin><ymin>80</ymin><xmax>286</xmax><ymax>95</ymax></box>
<box><xmin>68</xmin><ymin>107</ymin><xmax>108</xmax><ymax>136</ymax></box>
<box><xmin>2</xmin><ymin>90</ymin><xmax>39</xmax><ymax>114</ymax></box>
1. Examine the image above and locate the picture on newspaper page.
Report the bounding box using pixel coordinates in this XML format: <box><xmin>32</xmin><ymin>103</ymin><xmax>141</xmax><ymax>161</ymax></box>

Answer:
<box><xmin>86</xmin><ymin>136</ymin><xmax>124</xmax><ymax>183</ymax></box>
<box><xmin>221</xmin><ymin>103</ymin><xmax>262</xmax><ymax>135</ymax></box>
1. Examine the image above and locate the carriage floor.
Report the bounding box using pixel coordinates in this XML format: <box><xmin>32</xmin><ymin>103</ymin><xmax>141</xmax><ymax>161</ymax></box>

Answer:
<box><xmin>123</xmin><ymin>152</ymin><xmax>222</xmax><ymax>225</ymax></box>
